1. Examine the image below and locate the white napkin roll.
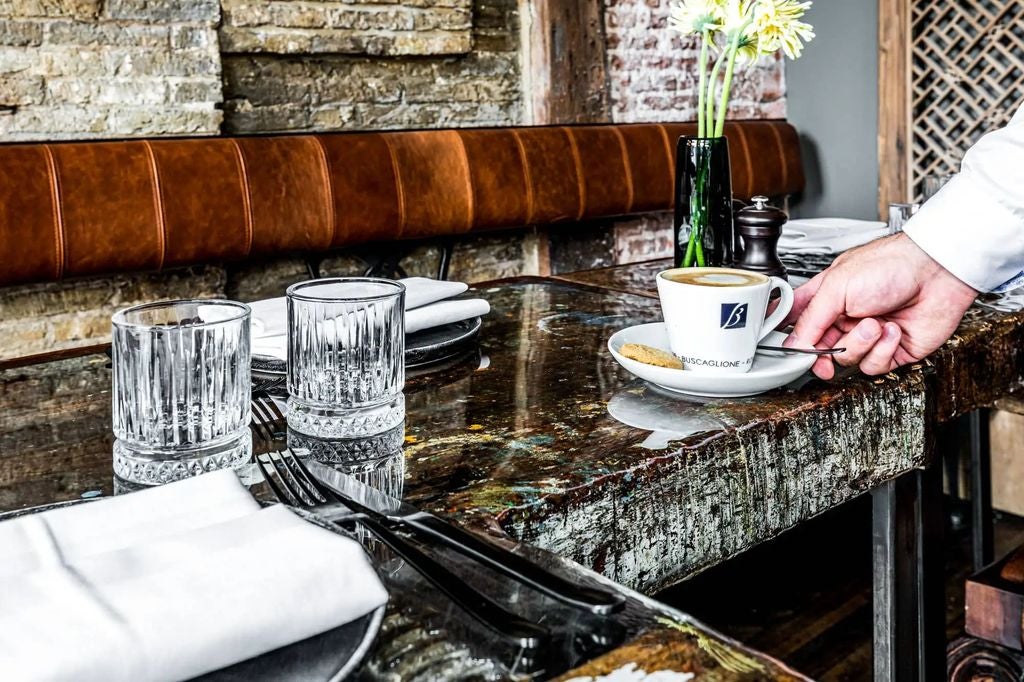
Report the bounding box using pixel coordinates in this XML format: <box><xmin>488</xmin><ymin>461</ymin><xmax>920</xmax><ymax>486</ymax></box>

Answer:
<box><xmin>0</xmin><ymin>473</ymin><xmax>388</xmax><ymax>682</ymax></box>
<box><xmin>405</xmin><ymin>298</ymin><xmax>491</xmax><ymax>335</ymax></box>
<box><xmin>400</xmin><ymin>277</ymin><xmax>468</xmax><ymax>310</ymax></box>
<box><xmin>778</xmin><ymin>218</ymin><xmax>889</xmax><ymax>255</ymax></box>
<box><xmin>249</xmin><ymin>297</ymin><xmax>288</xmax><ymax>338</ymax></box>
<box><xmin>249</xmin><ymin>278</ymin><xmax>469</xmax><ymax>338</ymax></box>
<box><xmin>249</xmin><ymin>278</ymin><xmax>489</xmax><ymax>361</ymax></box>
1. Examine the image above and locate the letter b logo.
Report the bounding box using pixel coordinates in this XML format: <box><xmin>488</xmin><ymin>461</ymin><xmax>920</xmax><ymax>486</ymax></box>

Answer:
<box><xmin>720</xmin><ymin>303</ymin><xmax>748</xmax><ymax>329</ymax></box>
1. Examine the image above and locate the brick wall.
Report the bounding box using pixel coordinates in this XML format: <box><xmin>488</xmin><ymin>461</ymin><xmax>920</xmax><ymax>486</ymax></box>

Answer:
<box><xmin>604</xmin><ymin>0</ymin><xmax>786</xmax><ymax>123</ymax></box>
<box><xmin>220</xmin><ymin>0</ymin><xmax>521</xmax><ymax>132</ymax></box>
<box><xmin>0</xmin><ymin>0</ymin><xmax>223</xmax><ymax>140</ymax></box>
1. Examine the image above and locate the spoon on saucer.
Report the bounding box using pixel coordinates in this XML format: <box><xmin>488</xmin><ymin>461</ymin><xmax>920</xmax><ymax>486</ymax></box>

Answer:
<box><xmin>757</xmin><ymin>345</ymin><xmax>846</xmax><ymax>356</ymax></box>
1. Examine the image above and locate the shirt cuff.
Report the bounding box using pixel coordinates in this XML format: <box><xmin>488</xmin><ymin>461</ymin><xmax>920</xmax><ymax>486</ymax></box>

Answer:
<box><xmin>903</xmin><ymin>173</ymin><xmax>1022</xmax><ymax>293</ymax></box>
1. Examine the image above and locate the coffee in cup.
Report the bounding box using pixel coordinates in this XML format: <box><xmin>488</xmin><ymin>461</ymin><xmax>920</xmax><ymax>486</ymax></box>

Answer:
<box><xmin>656</xmin><ymin>267</ymin><xmax>794</xmax><ymax>374</ymax></box>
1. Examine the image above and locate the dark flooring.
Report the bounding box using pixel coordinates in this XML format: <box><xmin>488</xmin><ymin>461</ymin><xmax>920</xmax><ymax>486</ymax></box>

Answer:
<box><xmin>657</xmin><ymin>496</ymin><xmax>1024</xmax><ymax>681</ymax></box>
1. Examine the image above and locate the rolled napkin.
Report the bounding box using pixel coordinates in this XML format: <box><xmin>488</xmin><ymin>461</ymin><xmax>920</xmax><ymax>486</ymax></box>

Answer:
<box><xmin>0</xmin><ymin>470</ymin><xmax>388</xmax><ymax>682</ymax></box>
<box><xmin>778</xmin><ymin>218</ymin><xmax>889</xmax><ymax>255</ymax></box>
<box><xmin>406</xmin><ymin>298</ymin><xmax>491</xmax><ymax>335</ymax></box>
<box><xmin>251</xmin><ymin>277</ymin><xmax>490</xmax><ymax>361</ymax></box>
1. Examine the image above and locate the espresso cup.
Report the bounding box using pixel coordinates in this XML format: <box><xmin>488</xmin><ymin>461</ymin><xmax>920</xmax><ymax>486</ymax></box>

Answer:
<box><xmin>656</xmin><ymin>267</ymin><xmax>794</xmax><ymax>374</ymax></box>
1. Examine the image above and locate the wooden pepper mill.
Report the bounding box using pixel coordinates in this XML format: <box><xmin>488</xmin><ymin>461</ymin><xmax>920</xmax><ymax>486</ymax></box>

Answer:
<box><xmin>734</xmin><ymin>195</ymin><xmax>788</xmax><ymax>280</ymax></box>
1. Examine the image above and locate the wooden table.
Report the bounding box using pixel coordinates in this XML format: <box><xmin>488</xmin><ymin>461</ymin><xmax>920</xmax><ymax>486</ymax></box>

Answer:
<box><xmin>4</xmin><ymin>262</ymin><xmax>1024</xmax><ymax>679</ymax></box>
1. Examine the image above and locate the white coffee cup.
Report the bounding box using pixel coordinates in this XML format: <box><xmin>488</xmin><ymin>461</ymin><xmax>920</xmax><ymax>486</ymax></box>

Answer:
<box><xmin>656</xmin><ymin>267</ymin><xmax>794</xmax><ymax>374</ymax></box>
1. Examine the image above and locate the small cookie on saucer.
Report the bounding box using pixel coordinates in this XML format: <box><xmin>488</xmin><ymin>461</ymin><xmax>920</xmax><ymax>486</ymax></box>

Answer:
<box><xmin>619</xmin><ymin>343</ymin><xmax>683</xmax><ymax>370</ymax></box>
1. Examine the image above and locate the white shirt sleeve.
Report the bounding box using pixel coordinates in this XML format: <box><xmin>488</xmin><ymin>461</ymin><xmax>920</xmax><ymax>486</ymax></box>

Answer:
<box><xmin>903</xmin><ymin>106</ymin><xmax>1024</xmax><ymax>293</ymax></box>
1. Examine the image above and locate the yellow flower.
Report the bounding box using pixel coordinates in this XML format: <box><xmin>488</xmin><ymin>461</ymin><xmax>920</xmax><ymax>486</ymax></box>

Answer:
<box><xmin>668</xmin><ymin>0</ymin><xmax>726</xmax><ymax>35</ymax></box>
<box><xmin>753</xmin><ymin>0</ymin><xmax>815</xmax><ymax>59</ymax></box>
<box><xmin>718</xmin><ymin>0</ymin><xmax>759</xmax><ymax>62</ymax></box>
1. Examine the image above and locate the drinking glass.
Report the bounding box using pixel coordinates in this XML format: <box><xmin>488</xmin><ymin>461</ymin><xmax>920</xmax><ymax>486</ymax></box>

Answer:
<box><xmin>111</xmin><ymin>300</ymin><xmax>252</xmax><ymax>485</ymax></box>
<box><xmin>887</xmin><ymin>202</ymin><xmax>919</xmax><ymax>235</ymax></box>
<box><xmin>286</xmin><ymin>278</ymin><xmax>405</xmax><ymax>438</ymax></box>
<box><xmin>287</xmin><ymin>424</ymin><xmax>405</xmax><ymax>500</ymax></box>
<box><xmin>923</xmin><ymin>173</ymin><xmax>956</xmax><ymax>202</ymax></box>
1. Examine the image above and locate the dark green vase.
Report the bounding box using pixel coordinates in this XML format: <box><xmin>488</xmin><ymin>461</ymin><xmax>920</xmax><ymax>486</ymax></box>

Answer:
<box><xmin>673</xmin><ymin>136</ymin><xmax>734</xmax><ymax>268</ymax></box>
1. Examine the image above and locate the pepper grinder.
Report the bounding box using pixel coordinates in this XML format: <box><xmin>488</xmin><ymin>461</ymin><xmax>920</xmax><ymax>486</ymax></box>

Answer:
<box><xmin>734</xmin><ymin>195</ymin><xmax>788</xmax><ymax>280</ymax></box>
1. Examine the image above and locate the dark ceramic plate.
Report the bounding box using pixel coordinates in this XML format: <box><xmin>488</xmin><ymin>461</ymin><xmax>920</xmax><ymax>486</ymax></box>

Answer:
<box><xmin>251</xmin><ymin>317</ymin><xmax>482</xmax><ymax>374</ymax></box>
<box><xmin>0</xmin><ymin>500</ymin><xmax>385</xmax><ymax>682</ymax></box>
<box><xmin>405</xmin><ymin>316</ymin><xmax>482</xmax><ymax>368</ymax></box>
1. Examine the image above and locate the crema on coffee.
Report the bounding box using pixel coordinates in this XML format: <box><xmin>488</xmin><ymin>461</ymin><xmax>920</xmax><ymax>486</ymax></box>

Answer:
<box><xmin>661</xmin><ymin>268</ymin><xmax>767</xmax><ymax>288</ymax></box>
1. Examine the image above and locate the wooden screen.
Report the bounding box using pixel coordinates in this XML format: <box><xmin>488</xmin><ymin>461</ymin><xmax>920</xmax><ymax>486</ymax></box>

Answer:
<box><xmin>879</xmin><ymin>0</ymin><xmax>1024</xmax><ymax>212</ymax></box>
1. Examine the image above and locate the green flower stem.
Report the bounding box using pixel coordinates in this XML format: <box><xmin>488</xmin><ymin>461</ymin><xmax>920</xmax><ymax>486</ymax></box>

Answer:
<box><xmin>683</xmin><ymin>145</ymin><xmax>712</xmax><ymax>267</ymax></box>
<box><xmin>683</xmin><ymin>229</ymin><xmax>697</xmax><ymax>267</ymax></box>
<box><xmin>705</xmin><ymin>49</ymin><xmax>727</xmax><ymax>139</ymax></box>
<box><xmin>697</xmin><ymin>30</ymin><xmax>710</xmax><ymax>138</ymax></box>
<box><xmin>714</xmin><ymin>16</ymin><xmax>756</xmax><ymax>138</ymax></box>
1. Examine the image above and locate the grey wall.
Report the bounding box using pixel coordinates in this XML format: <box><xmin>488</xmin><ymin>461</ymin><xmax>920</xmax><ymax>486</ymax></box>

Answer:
<box><xmin>785</xmin><ymin>0</ymin><xmax>879</xmax><ymax>220</ymax></box>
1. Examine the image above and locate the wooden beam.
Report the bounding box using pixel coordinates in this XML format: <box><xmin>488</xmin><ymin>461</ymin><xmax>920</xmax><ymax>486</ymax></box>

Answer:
<box><xmin>520</xmin><ymin>0</ymin><xmax>611</xmax><ymax>125</ymax></box>
<box><xmin>877</xmin><ymin>0</ymin><xmax>912</xmax><ymax>218</ymax></box>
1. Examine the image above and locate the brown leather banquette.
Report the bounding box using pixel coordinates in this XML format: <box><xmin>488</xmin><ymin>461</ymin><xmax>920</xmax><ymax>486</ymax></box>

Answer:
<box><xmin>0</xmin><ymin>121</ymin><xmax>804</xmax><ymax>288</ymax></box>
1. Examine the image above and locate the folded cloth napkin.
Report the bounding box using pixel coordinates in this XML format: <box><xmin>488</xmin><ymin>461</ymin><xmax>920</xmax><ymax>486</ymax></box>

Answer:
<box><xmin>251</xmin><ymin>277</ymin><xmax>490</xmax><ymax>361</ymax></box>
<box><xmin>0</xmin><ymin>470</ymin><xmax>388</xmax><ymax>682</ymax></box>
<box><xmin>777</xmin><ymin>218</ymin><xmax>889</xmax><ymax>255</ymax></box>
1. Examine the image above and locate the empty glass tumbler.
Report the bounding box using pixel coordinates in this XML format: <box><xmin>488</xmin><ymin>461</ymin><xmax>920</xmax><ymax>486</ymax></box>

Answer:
<box><xmin>286</xmin><ymin>278</ymin><xmax>405</xmax><ymax>438</ymax></box>
<box><xmin>111</xmin><ymin>300</ymin><xmax>252</xmax><ymax>485</ymax></box>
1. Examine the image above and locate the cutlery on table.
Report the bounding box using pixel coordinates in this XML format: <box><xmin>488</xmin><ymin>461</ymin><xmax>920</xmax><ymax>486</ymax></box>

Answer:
<box><xmin>304</xmin><ymin>457</ymin><xmax>626</xmax><ymax>616</ymax></box>
<box><xmin>249</xmin><ymin>393</ymin><xmax>625</xmax><ymax>616</ymax></box>
<box><xmin>255</xmin><ymin>448</ymin><xmax>550</xmax><ymax>648</ymax></box>
<box><xmin>757</xmin><ymin>345</ymin><xmax>846</xmax><ymax>356</ymax></box>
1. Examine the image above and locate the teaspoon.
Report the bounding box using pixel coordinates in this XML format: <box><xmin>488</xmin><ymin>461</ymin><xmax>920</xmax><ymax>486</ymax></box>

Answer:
<box><xmin>757</xmin><ymin>345</ymin><xmax>846</xmax><ymax>356</ymax></box>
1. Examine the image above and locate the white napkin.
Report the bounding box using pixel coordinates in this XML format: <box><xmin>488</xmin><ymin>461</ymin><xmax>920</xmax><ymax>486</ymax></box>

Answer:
<box><xmin>0</xmin><ymin>470</ymin><xmax>388</xmax><ymax>682</ymax></box>
<box><xmin>251</xmin><ymin>277</ymin><xmax>490</xmax><ymax>361</ymax></box>
<box><xmin>406</xmin><ymin>298</ymin><xmax>491</xmax><ymax>334</ymax></box>
<box><xmin>778</xmin><ymin>218</ymin><xmax>889</xmax><ymax>255</ymax></box>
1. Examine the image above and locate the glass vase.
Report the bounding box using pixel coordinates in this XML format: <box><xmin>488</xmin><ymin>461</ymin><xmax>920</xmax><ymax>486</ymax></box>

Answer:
<box><xmin>673</xmin><ymin>136</ymin><xmax>735</xmax><ymax>268</ymax></box>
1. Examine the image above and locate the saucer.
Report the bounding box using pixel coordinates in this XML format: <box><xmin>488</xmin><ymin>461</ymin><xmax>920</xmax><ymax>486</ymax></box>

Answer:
<box><xmin>607</xmin><ymin>323</ymin><xmax>815</xmax><ymax>398</ymax></box>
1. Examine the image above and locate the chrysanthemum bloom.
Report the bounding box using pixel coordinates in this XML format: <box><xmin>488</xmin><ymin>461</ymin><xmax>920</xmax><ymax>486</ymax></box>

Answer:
<box><xmin>668</xmin><ymin>0</ymin><xmax>726</xmax><ymax>35</ymax></box>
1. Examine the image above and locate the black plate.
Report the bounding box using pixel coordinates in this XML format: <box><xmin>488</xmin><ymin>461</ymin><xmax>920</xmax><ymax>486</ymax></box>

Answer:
<box><xmin>251</xmin><ymin>317</ymin><xmax>482</xmax><ymax>375</ymax></box>
<box><xmin>0</xmin><ymin>500</ymin><xmax>385</xmax><ymax>682</ymax></box>
<box><xmin>406</xmin><ymin>316</ymin><xmax>482</xmax><ymax>368</ymax></box>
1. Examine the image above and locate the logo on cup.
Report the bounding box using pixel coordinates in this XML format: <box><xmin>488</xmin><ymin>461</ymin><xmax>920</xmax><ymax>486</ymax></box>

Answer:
<box><xmin>720</xmin><ymin>303</ymin><xmax>748</xmax><ymax>330</ymax></box>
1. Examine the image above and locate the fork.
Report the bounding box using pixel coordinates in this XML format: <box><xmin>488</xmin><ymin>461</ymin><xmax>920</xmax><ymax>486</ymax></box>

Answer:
<box><xmin>250</xmin><ymin>391</ymin><xmax>287</xmax><ymax>443</ymax></box>
<box><xmin>250</xmin><ymin>394</ymin><xmax>624</xmax><ymax>615</ymax></box>
<box><xmin>255</xmin><ymin>448</ymin><xmax>550</xmax><ymax>648</ymax></box>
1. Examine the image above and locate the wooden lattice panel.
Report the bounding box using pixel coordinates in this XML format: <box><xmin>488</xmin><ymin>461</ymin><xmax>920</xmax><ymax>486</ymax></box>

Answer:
<box><xmin>911</xmin><ymin>0</ymin><xmax>1024</xmax><ymax>201</ymax></box>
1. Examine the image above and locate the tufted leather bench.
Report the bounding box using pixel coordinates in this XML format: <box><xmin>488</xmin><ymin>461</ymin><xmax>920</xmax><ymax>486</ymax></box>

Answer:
<box><xmin>0</xmin><ymin>121</ymin><xmax>803</xmax><ymax>288</ymax></box>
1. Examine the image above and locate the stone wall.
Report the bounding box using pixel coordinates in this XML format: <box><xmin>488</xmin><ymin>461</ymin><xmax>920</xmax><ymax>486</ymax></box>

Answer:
<box><xmin>220</xmin><ymin>0</ymin><xmax>521</xmax><ymax>132</ymax></box>
<box><xmin>0</xmin><ymin>0</ymin><xmax>223</xmax><ymax>139</ymax></box>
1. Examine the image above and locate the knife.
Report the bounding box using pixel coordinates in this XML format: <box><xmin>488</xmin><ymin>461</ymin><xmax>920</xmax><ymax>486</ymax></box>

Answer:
<box><xmin>306</xmin><ymin>459</ymin><xmax>626</xmax><ymax>615</ymax></box>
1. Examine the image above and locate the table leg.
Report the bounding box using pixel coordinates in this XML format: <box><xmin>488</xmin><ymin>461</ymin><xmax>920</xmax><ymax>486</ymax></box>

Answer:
<box><xmin>872</xmin><ymin>464</ymin><xmax>944</xmax><ymax>682</ymax></box>
<box><xmin>969</xmin><ymin>409</ymin><xmax>994</xmax><ymax>570</ymax></box>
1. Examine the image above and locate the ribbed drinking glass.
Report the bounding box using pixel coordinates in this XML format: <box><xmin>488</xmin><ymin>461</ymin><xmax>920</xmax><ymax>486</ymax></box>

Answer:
<box><xmin>286</xmin><ymin>278</ymin><xmax>405</xmax><ymax>438</ymax></box>
<box><xmin>111</xmin><ymin>300</ymin><xmax>252</xmax><ymax>485</ymax></box>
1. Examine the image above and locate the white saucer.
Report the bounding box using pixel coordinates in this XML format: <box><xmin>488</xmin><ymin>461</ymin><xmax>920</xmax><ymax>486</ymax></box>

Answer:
<box><xmin>607</xmin><ymin>323</ymin><xmax>816</xmax><ymax>398</ymax></box>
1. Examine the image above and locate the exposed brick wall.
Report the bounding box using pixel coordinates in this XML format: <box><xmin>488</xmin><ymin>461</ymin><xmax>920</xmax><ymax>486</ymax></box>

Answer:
<box><xmin>604</xmin><ymin>0</ymin><xmax>786</xmax><ymax>123</ymax></box>
<box><xmin>0</xmin><ymin>0</ymin><xmax>223</xmax><ymax>140</ymax></box>
<box><xmin>221</xmin><ymin>0</ymin><xmax>521</xmax><ymax>132</ymax></box>
<box><xmin>219</xmin><ymin>0</ymin><xmax>473</xmax><ymax>56</ymax></box>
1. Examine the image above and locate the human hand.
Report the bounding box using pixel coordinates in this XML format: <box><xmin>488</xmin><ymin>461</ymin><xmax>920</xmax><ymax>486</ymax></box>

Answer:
<box><xmin>782</xmin><ymin>233</ymin><xmax>979</xmax><ymax>379</ymax></box>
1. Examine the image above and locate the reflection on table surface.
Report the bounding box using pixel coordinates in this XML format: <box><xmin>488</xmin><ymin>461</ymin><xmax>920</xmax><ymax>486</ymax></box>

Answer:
<box><xmin>0</xmin><ymin>280</ymin><xmax>930</xmax><ymax>595</ymax></box>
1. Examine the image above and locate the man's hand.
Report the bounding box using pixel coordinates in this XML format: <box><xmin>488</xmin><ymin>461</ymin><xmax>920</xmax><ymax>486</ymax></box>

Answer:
<box><xmin>783</xmin><ymin>233</ymin><xmax>979</xmax><ymax>379</ymax></box>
